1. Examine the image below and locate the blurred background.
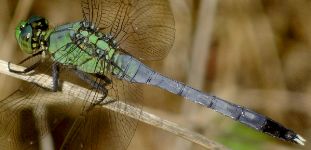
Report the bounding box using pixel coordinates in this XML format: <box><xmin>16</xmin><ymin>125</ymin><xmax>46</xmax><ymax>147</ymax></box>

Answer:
<box><xmin>0</xmin><ymin>0</ymin><xmax>310</xmax><ymax>150</ymax></box>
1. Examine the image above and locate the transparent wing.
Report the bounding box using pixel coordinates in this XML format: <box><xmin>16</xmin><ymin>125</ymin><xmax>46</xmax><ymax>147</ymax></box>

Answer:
<box><xmin>50</xmin><ymin>26</ymin><xmax>143</xmax><ymax>149</ymax></box>
<box><xmin>57</xmin><ymin>73</ymin><xmax>142</xmax><ymax>150</ymax></box>
<box><xmin>1</xmin><ymin>46</ymin><xmax>142</xmax><ymax>149</ymax></box>
<box><xmin>81</xmin><ymin>0</ymin><xmax>175</xmax><ymax>60</ymax></box>
<box><xmin>0</xmin><ymin>43</ymin><xmax>87</xmax><ymax>149</ymax></box>
<box><xmin>0</xmin><ymin>61</ymin><xmax>73</xmax><ymax>149</ymax></box>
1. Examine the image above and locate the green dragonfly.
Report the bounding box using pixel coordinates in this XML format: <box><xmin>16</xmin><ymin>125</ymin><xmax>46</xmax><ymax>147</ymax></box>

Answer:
<box><xmin>0</xmin><ymin>0</ymin><xmax>305</xmax><ymax>149</ymax></box>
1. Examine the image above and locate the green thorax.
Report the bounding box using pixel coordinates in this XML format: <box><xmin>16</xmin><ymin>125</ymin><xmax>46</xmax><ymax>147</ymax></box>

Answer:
<box><xmin>48</xmin><ymin>22</ymin><xmax>121</xmax><ymax>74</ymax></box>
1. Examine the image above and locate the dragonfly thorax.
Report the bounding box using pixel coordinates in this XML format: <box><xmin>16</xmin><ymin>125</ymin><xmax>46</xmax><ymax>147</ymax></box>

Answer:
<box><xmin>49</xmin><ymin>21</ymin><xmax>121</xmax><ymax>74</ymax></box>
<box><xmin>76</xmin><ymin>22</ymin><xmax>118</xmax><ymax>45</ymax></box>
<box><xmin>72</xmin><ymin>21</ymin><xmax>120</xmax><ymax>60</ymax></box>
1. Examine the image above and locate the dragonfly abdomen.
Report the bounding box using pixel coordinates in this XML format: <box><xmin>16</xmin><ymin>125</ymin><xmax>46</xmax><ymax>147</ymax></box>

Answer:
<box><xmin>112</xmin><ymin>54</ymin><xmax>303</xmax><ymax>144</ymax></box>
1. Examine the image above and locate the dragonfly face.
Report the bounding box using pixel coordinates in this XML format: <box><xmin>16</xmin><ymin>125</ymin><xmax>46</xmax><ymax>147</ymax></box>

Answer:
<box><xmin>15</xmin><ymin>16</ymin><xmax>49</xmax><ymax>54</ymax></box>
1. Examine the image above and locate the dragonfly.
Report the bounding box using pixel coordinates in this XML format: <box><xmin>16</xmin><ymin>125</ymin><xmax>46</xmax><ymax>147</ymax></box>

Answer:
<box><xmin>0</xmin><ymin>0</ymin><xmax>305</xmax><ymax>149</ymax></box>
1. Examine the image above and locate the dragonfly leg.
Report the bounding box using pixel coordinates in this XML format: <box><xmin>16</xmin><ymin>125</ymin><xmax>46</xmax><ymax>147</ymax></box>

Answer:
<box><xmin>8</xmin><ymin>51</ymin><xmax>43</xmax><ymax>74</ymax></box>
<box><xmin>73</xmin><ymin>69</ymin><xmax>109</xmax><ymax>92</ymax></box>
<box><xmin>73</xmin><ymin>69</ymin><xmax>112</xmax><ymax>108</ymax></box>
<box><xmin>93</xmin><ymin>73</ymin><xmax>112</xmax><ymax>86</ymax></box>
<box><xmin>51</xmin><ymin>62</ymin><xmax>60</xmax><ymax>92</ymax></box>
<box><xmin>22</xmin><ymin>62</ymin><xmax>61</xmax><ymax>93</ymax></box>
<box><xmin>22</xmin><ymin>63</ymin><xmax>61</xmax><ymax>93</ymax></box>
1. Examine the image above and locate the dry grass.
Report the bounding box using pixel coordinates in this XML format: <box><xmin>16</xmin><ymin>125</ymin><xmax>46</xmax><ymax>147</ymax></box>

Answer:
<box><xmin>0</xmin><ymin>0</ymin><xmax>310</xmax><ymax>150</ymax></box>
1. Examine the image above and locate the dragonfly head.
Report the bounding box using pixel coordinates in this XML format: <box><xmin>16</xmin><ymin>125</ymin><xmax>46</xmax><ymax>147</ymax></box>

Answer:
<box><xmin>15</xmin><ymin>16</ymin><xmax>49</xmax><ymax>54</ymax></box>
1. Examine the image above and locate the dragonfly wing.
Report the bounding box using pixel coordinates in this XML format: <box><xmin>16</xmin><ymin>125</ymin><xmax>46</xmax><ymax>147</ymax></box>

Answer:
<box><xmin>81</xmin><ymin>0</ymin><xmax>175</xmax><ymax>60</ymax></box>
<box><xmin>0</xmin><ymin>62</ymin><xmax>75</xmax><ymax>149</ymax></box>
<box><xmin>56</xmin><ymin>71</ymin><xmax>142</xmax><ymax>150</ymax></box>
<box><xmin>0</xmin><ymin>43</ymin><xmax>88</xmax><ymax>149</ymax></box>
<box><xmin>105</xmin><ymin>75</ymin><xmax>143</xmax><ymax>149</ymax></box>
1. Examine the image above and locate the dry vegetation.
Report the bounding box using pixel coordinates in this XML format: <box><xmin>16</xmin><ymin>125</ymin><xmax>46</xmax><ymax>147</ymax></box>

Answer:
<box><xmin>0</xmin><ymin>0</ymin><xmax>310</xmax><ymax>150</ymax></box>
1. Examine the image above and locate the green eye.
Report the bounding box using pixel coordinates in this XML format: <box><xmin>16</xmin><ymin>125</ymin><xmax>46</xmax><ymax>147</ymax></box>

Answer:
<box><xmin>20</xmin><ymin>25</ymin><xmax>33</xmax><ymax>41</ymax></box>
<box><xmin>26</xmin><ymin>33</ymin><xmax>31</xmax><ymax>40</ymax></box>
<box><xmin>20</xmin><ymin>24</ymin><xmax>26</xmax><ymax>30</ymax></box>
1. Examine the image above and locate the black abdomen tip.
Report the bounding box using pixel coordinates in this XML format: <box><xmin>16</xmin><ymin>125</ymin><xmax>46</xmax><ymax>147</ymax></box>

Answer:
<box><xmin>262</xmin><ymin>118</ymin><xmax>306</xmax><ymax>145</ymax></box>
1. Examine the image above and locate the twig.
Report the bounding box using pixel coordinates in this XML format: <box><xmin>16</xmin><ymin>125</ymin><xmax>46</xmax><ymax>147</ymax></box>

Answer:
<box><xmin>0</xmin><ymin>59</ymin><xmax>228</xmax><ymax>150</ymax></box>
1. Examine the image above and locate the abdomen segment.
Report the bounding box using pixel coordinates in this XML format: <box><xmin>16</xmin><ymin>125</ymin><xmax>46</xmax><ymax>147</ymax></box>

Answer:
<box><xmin>114</xmin><ymin>54</ymin><xmax>305</xmax><ymax>145</ymax></box>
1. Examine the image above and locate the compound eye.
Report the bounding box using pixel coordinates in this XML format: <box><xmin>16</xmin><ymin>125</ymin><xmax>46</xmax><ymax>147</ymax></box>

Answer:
<box><xmin>20</xmin><ymin>25</ymin><xmax>33</xmax><ymax>41</ymax></box>
<box><xmin>21</xmin><ymin>32</ymin><xmax>31</xmax><ymax>42</ymax></box>
<box><xmin>25</xmin><ymin>33</ymin><xmax>31</xmax><ymax>40</ymax></box>
<box><xmin>20</xmin><ymin>24</ymin><xmax>26</xmax><ymax>30</ymax></box>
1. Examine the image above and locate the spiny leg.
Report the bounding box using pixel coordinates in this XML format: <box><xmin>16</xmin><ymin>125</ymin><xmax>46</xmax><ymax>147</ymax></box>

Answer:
<box><xmin>73</xmin><ymin>69</ymin><xmax>113</xmax><ymax>110</ymax></box>
<box><xmin>29</xmin><ymin>62</ymin><xmax>61</xmax><ymax>92</ymax></box>
<box><xmin>8</xmin><ymin>52</ymin><xmax>61</xmax><ymax>92</ymax></box>
<box><xmin>94</xmin><ymin>73</ymin><xmax>112</xmax><ymax>86</ymax></box>
<box><xmin>51</xmin><ymin>63</ymin><xmax>60</xmax><ymax>92</ymax></box>
<box><xmin>31</xmin><ymin>62</ymin><xmax>61</xmax><ymax>92</ymax></box>
<box><xmin>8</xmin><ymin>51</ymin><xmax>43</xmax><ymax>74</ymax></box>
